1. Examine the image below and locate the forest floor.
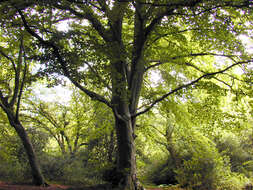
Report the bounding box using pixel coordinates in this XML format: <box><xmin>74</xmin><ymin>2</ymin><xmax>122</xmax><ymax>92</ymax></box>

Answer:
<box><xmin>0</xmin><ymin>181</ymin><xmax>183</xmax><ymax>190</ymax></box>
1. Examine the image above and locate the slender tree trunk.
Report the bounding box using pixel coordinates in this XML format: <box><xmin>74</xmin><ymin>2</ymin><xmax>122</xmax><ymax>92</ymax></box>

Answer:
<box><xmin>5</xmin><ymin>109</ymin><xmax>47</xmax><ymax>186</ymax></box>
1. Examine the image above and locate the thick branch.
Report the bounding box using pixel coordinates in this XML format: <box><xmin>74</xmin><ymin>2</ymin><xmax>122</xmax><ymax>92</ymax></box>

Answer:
<box><xmin>145</xmin><ymin>8</ymin><xmax>173</xmax><ymax>38</ymax></box>
<box><xmin>10</xmin><ymin>40</ymin><xmax>22</xmax><ymax>107</ymax></box>
<box><xmin>16</xmin><ymin>38</ymin><xmax>27</xmax><ymax>120</ymax></box>
<box><xmin>134</xmin><ymin>59</ymin><xmax>252</xmax><ymax>117</ymax></box>
<box><xmin>18</xmin><ymin>9</ymin><xmax>112</xmax><ymax>108</ymax></box>
<box><xmin>0</xmin><ymin>90</ymin><xmax>5</xmax><ymax>102</ymax></box>
<box><xmin>51</xmin><ymin>3</ymin><xmax>111</xmax><ymax>42</ymax></box>
<box><xmin>0</xmin><ymin>90</ymin><xmax>9</xmax><ymax>113</ymax></box>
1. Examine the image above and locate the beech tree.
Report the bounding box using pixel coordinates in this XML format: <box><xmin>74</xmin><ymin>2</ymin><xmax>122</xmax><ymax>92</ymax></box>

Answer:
<box><xmin>1</xmin><ymin>0</ymin><xmax>253</xmax><ymax>189</ymax></box>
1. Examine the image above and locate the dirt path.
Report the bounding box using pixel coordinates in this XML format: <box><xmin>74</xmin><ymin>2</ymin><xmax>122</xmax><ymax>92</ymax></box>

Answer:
<box><xmin>0</xmin><ymin>181</ymin><xmax>171</xmax><ymax>190</ymax></box>
<box><xmin>0</xmin><ymin>181</ymin><xmax>70</xmax><ymax>190</ymax></box>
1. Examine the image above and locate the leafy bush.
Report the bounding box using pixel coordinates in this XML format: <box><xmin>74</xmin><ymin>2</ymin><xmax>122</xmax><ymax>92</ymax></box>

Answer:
<box><xmin>175</xmin><ymin>131</ymin><xmax>223</xmax><ymax>190</ymax></box>
<box><xmin>143</xmin><ymin>157</ymin><xmax>177</xmax><ymax>185</ymax></box>
<box><xmin>0</xmin><ymin>160</ymin><xmax>26</xmax><ymax>182</ymax></box>
<box><xmin>40</xmin><ymin>154</ymin><xmax>66</xmax><ymax>181</ymax></box>
<box><xmin>217</xmin><ymin>172</ymin><xmax>249</xmax><ymax>190</ymax></box>
<box><xmin>175</xmin><ymin>131</ymin><xmax>249</xmax><ymax>190</ymax></box>
<box><xmin>63</xmin><ymin>159</ymin><xmax>99</xmax><ymax>185</ymax></box>
<box><xmin>215</xmin><ymin>132</ymin><xmax>253</xmax><ymax>174</ymax></box>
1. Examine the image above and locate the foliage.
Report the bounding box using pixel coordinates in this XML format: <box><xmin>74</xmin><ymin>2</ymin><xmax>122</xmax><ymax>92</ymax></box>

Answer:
<box><xmin>215</xmin><ymin>131</ymin><xmax>253</xmax><ymax>174</ymax></box>
<box><xmin>143</xmin><ymin>156</ymin><xmax>177</xmax><ymax>186</ymax></box>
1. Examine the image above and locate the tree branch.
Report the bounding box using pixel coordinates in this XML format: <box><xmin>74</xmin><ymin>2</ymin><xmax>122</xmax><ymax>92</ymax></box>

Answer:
<box><xmin>23</xmin><ymin>115</ymin><xmax>57</xmax><ymax>139</ymax></box>
<box><xmin>0</xmin><ymin>90</ymin><xmax>9</xmax><ymax>112</ymax></box>
<box><xmin>147</xmin><ymin>28</ymin><xmax>215</xmax><ymax>47</ymax></box>
<box><xmin>97</xmin><ymin>0</ymin><xmax>108</xmax><ymax>12</ymax></box>
<box><xmin>184</xmin><ymin>62</ymin><xmax>233</xmax><ymax>89</ymax></box>
<box><xmin>139</xmin><ymin>0</ymin><xmax>252</xmax><ymax>8</ymax></box>
<box><xmin>16</xmin><ymin>40</ymin><xmax>27</xmax><ymax>121</ymax></box>
<box><xmin>9</xmin><ymin>40</ymin><xmax>22</xmax><ymax>108</ymax></box>
<box><xmin>145</xmin><ymin>53</ymin><xmax>237</xmax><ymax>71</ymax></box>
<box><xmin>139</xmin><ymin>0</ymin><xmax>203</xmax><ymax>7</ymax></box>
<box><xmin>84</xmin><ymin>61</ymin><xmax>112</xmax><ymax>91</ymax></box>
<box><xmin>134</xmin><ymin>59</ymin><xmax>253</xmax><ymax>117</ymax></box>
<box><xmin>37</xmin><ymin>105</ymin><xmax>59</xmax><ymax>129</ymax></box>
<box><xmin>51</xmin><ymin>2</ymin><xmax>111</xmax><ymax>42</ymax></box>
<box><xmin>144</xmin><ymin>6</ymin><xmax>175</xmax><ymax>38</ymax></box>
<box><xmin>0</xmin><ymin>48</ymin><xmax>17</xmax><ymax>72</ymax></box>
<box><xmin>17</xmin><ymin>9</ymin><xmax>112</xmax><ymax>108</ymax></box>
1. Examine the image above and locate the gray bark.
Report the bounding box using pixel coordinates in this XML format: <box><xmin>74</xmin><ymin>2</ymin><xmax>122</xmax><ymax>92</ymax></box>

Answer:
<box><xmin>114</xmin><ymin>110</ymin><xmax>136</xmax><ymax>190</ymax></box>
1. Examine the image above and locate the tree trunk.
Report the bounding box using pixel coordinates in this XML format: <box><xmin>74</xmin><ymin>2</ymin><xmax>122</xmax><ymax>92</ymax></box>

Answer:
<box><xmin>5</xmin><ymin>109</ymin><xmax>47</xmax><ymax>186</ymax></box>
<box><xmin>114</xmin><ymin>112</ymin><xmax>137</xmax><ymax>190</ymax></box>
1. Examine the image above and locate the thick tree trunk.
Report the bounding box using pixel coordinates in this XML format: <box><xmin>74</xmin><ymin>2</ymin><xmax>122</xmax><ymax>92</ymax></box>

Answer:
<box><xmin>114</xmin><ymin>112</ymin><xmax>137</xmax><ymax>190</ymax></box>
<box><xmin>5</xmin><ymin>109</ymin><xmax>47</xmax><ymax>186</ymax></box>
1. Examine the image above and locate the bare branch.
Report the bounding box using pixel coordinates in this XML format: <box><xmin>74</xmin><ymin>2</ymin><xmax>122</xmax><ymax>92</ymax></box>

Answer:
<box><xmin>78</xmin><ymin>142</ymin><xmax>89</xmax><ymax>148</ymax></box>
<box><xmin>0</xmin><ymin>102</ymin><xmax>4</xmax><ymax>111</ymax></box>
<box><xmin>134</xmin><ymin>59</ymin><xmax>253</xmax><ymax>117</ymax></box>
<box><xmin>148</xmin><ymin>124</ymin><xmax>166</xmax><ymax>136</ymax></box>
<box><xmin>145</xmin><ymin>8</ymin><xmax>174</xmax><ymax>38</ymax></box>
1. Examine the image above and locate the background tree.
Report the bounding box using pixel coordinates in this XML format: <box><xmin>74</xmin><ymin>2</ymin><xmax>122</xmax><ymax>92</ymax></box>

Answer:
<box><xmin>0</xmin><ymin>30</ymin><xmax>47</xmax><ymax>185</ymax></box>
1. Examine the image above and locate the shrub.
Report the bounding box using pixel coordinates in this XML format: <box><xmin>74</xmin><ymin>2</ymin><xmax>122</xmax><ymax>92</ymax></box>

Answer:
<box><xmin>215</xmin><ymin>132</ymin><xmax>253</xmax><ymax>174</ymax></box>
<box><xmin>0</xmin><ymin>160</ymin><xmax>26</xmax><ymax>182</ymax></box>
<box><xmin>63</xmin><ymin>159</ymin><xmax>98</xmax><ymax>185</ymax></box>
<box><xmin>175</xmin><ymin>131</ymin><xmax>223</xmax><ymax>190</ymax></box>
<box><xmin>143</xmin><ymin>157</ymin><xmax>177</xmax><ymax>185</ymax></box>
<box><xmin>40</xmin><ymin>154</ymin><xmax>66</xmax><ymax>181</ymax></box>
<box><xmin>217</xmin><ymin>172</ymin><xmax>249</xmax><ymax>190</ymax></box>
<box><xmin>175</xmin><ymin>131</ymin><xmax>250</xmax><ymax>190</ymax></box>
